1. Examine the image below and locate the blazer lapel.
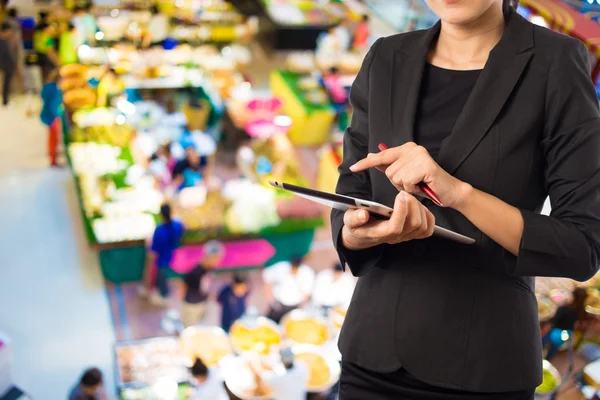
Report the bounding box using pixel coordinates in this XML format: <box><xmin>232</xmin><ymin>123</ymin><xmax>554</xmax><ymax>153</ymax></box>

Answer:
<box><xmin>389</xmin><ymin>22</ymin><xmax>441</xmax><ymax>147</ymax></box>
<box><xmin>437</xmin><ymin>11</ymin><xmax>534</xmax><ymax>175</ymax></box>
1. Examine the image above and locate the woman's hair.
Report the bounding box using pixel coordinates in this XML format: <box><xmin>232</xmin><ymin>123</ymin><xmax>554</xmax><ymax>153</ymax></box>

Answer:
<box><xmin>503</xmin><ymin>0</ymin><xmax>520</xmax><ymax>12</ymax></box>
<box><xmin>191</xmin><ymin>357</ymin><xmax>209</xmax><ymax>377</ymax></box>
<box><xmin>80</xmin><ymin>367</ymin><xmax>103</xmax><ymax>387</ymax></box>
<box><xmin>160</xmin><ymin>203</ymin><xmax>179</xmax><ymax>248</ymax></box>
<box><xmin>571</xmin><ymin>287</ymin><xmax>589</xmax><ymax>320</ymax></box>
<box><xmin>151</xmin><ymin>5</ymin><xmax>160</xmax><ymax>15</ymax></box>
<box><xmin>233</xmin><ymin>274</ymin><xmax>247</xmax><ymax>286</ymax></box>
<box><xmin>7</xmin><ymin>8</ymin><xmax>17</xmax><ymax>18</ymax></box>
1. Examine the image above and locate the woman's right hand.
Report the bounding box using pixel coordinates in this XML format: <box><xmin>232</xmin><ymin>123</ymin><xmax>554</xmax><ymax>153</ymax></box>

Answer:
<box><xmin>341</xmin><ymin>191</ymin><xmax>435</xmax><ymax>250</ymax></box>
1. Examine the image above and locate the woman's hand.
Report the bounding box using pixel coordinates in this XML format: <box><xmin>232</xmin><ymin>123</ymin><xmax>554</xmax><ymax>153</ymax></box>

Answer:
<box><xmin>342</xmin><ymin>191</ymin><xmax>435</xmax><ymax>250</ymax></box>
<box><xmin>350</xmin><ymin>142</ymin><xmax>471</xmax><ymax>209</ymax></box>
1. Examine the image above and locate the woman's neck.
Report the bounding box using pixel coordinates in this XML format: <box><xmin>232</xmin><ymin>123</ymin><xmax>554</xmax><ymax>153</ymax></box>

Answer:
<box><xmin>431</xmin><ymin>5</ymin><xmax>505</xmax><ymax>70</ymax></box>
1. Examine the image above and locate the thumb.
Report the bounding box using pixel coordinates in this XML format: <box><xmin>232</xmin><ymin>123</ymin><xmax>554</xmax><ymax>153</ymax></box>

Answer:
<box><xmin>344</xmin><ymin>208</ymin><xmax>370</xmax><ymax>229</ymax></box>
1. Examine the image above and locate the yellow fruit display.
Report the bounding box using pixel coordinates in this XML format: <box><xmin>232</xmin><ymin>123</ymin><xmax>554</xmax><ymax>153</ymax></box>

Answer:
<box><xmin>180</xmin><ymin>326</ymin><xmax>232</xmax><ymax>367</ymax></box>
<box><xmin>230</xmin><ymin>321</ymin><xmax>282</xmax><ymax>354</ymax></box>
<box><xmin>283</xmin><ymin>318</ymin><xmax>329</xmax><ymax>346</ymax></box>
<box><xmin>71</xmin><ymin>125</ymin><xmax>135</xmax><ymax>148</ymax></box>
<box><xmin>295</xmin><ymin>353</ymin><xmax>331</xmax><ymax>390</ymax></box>
<box><xmin>177</xmin><ymin>191</ymin><xmax>230</xmax><ymax>231</ymax></box>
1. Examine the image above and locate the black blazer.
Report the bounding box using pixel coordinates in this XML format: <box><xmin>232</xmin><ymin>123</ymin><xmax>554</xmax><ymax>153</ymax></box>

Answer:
<box><xmin>331</xmin><ymin>10</ymin><xmax>600</xmax><ymax>393</ymax></box>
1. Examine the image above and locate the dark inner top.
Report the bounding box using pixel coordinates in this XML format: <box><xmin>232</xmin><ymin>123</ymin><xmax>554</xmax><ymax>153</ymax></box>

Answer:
<box><xmin>414</xmin><ymin>64</ymin><xmax>482</xmax><ymax>161</ymax></box>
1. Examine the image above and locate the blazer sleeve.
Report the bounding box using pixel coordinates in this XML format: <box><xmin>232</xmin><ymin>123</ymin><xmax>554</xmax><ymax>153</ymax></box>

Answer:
<box><xmin>506</xmin><ymin>39</ymin><xmax>600</xmax><ymax>281</ymax></box>
<box><xmin>330</xmin><ymin>38</ymin><xmax>384</xmax><ymax>277</ymax></box>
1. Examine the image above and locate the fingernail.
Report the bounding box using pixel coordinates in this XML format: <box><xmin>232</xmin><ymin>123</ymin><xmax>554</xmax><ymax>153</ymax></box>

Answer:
<box><xmin>349</xmin><ymin>164</ymin><xmax>357</xmax><ymax>171</ymax></box>
<box><xmin>367</xmin><ymin>153</ymin><xmax>375</xmax><ymax>157</ymax></box>
<box><xmin>360</xmin><ymin>210</ymin><xmax>368</xmax><ymax>221</ymax></box>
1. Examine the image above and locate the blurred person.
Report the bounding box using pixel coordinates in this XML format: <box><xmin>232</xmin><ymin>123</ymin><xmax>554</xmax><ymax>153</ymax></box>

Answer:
<box><xmin>59</xmin><ymin>23</ymin><xmax>78</xmax><ymax>65</ymax></box>
<box><xmin>0</xmin><ymin>19</ymin><xmax>15</xmax><ymax>106</ymax></box>
<box><xmin>331</xmin><ymin>0</ymin><xmax>600</xmax><ymax>393</ymax></box>
<box><xmin>149</xmin><ymin>203</ymin><xmax>184</xmax><ymax>303</ymax></box>
<box><xmin>5</xmin><ymin>9</ymin><xmax>21</xmax><ymax>77</ymax></box>
<box><xmin>142</xmin><ymin>5</ymin><xmax>169</xmax><ymax>48</ymax></box>
<box><xmin>33</xmin><ymin>22</ymin><xmax>59</xmax><ymax>79</ymax></box>
<box><xmin>182</xmin><ymin>240</ymin><xmax>224</xmax><ymax>327</ymax></box>
<box><xmin>250</xmin><ymin>347</ymin><xmax>308</xmax><ymax>400</ymax></box>
<box><xmin>69</xmin><ymin>367</ymin><xmax>106</xmax><ymax>400</ymax></box>
<box><xmin>352</xmin><ymin>14</ymin><xmax>370</xmax><ymax>50</ymax></box>
<box><xmin>263</xmin><ymin>256</ymin><xmax>315</xmax><ymax>323</ymax></box>
<box><xmin>22</xmin><ymin>51</ymin><xmax>43</xmax><ymax>116</ymax></box>
<box><xmin>40</xmin><ymin>69</ymin><xmax>62</xmax><ymax>166</ymax></box>
<box><xmin>217</xmin><ymin>273</ymin><xmax>250</xmax><ymax>332</ymax></box>
<box><xmin>543</xmin><ymin>288</ymin><xmax>590</xmax><ymax>361</ymax></box>
<box><xmin>72</xmin><ymin>2</ymin><xmax>97</xmax><ymax>45</ymax></box>
<box><xmin>96</xmin><ymin>67</ymin><xmax>124</xmax><ymax>107</ymax></box>
<box><xmin>312</xmin><ymin>263</ymin><xmax>356</xmax><ymax>311</ymax></box>
<box><xmin>333</xmin><ymin>19</ymin><xmax>352</xmax><ymax>52</ymax></box>
<box><xmin>148</xmin><ymin>142</ymin><xmax>175</xmax><ymax>189</ymax></box>
<box><xmin>172</xmin><ymin>145</ymin><xmax>213</xmax><ymax>190</ymax></box>
<box><xmin>188</xmin><ymin>357</ymin><xmax>228</xmax><ymax>400</ymax></box>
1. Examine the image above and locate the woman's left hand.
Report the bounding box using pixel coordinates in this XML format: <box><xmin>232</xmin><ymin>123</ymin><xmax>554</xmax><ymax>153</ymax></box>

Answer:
<box><xmin>350</xmin><ymin>142</ymin><xmax>471</xmax><ymax>209</ymax></box>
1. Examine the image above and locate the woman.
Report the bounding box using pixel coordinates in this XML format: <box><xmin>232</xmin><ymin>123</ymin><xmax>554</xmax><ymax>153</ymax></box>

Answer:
<box><xmin>332</xmin><ymin>0</ymin><xmax>600</xmax><ymax>398</ymax></box>
<box><xmin>149</xmin><ymin>204</ymin><xmax>184</xmax><ymax>303</ymax></box>
<box><xmin>217</xmin><ymin>274</ymin><xmax>250</xmax><ymax>332</ymax></box>
<box><xmin>543</xmin><ymin>288</ymin><xmax>590</xmax><ymax>361</ymax></box>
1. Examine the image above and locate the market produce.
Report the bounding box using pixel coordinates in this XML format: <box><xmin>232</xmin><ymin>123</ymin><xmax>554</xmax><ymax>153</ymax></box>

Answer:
<box><xmin>295</xmin><ymin>352</ymin><xmax>331</xmax><ymax>389</ymax></box>
<box><xmin>93</xmin><ymin>213</ymin><xmax>156</xmax><ymax>243</ymax></box>
<box><xmin>69</xmin><ymin>143</ymin><xmax>128</xmax><ymax>176</ymax></box>
<box><xmin>330</xmin><ymin>306</ymin><xmax>347</xmax><ymax>331</ymax></box>
<box><xmin>221</xmin><ymin>356</ymin><xmax>274</xmax><ymax>399</ymax></box>
<box><xmin>70</xmin><ymin>124</ymin><xmax>136</xmax><ymax>148</ymax></box>
<box><xmin>282</xmin><ymin>316</ymin><xmax>329</xmax><ymax>345</ymax></box>
<box><xmin>115</xmin><ymin>338</ymin><xmax>188</xmax><ymax>388</ymax></box>
<box><xmin>222</xmin><ymin>179</ymin><xmax>280</xmax><ymax>233</ymax></box>
<box><xmin>179</xmin><ymin>325</ymin><xmax>232</xmax><ymax>367</ymax></box>
<box><xmin>536</xmin><ymin>360</ymin><xmax>560</xmax><ymax>394</ymax></box>
<box><xmin>536</xmin><ymin>293</ymin><xmax>556</xmax><ymax>321</ymax></box>
<box><xmin>586</xmin><ymin>288</ymin><xmax>600</xmax><ymax>315</ymax></box>
<box><xmin>230</xmin><ymin>318</ymin><xmax>282</xmax><ymax>354</ymax></box>
<box><xmin>178</xmin><ymin>190</ymin><xmax>230</xmax><ymax>231</ymax></box>
<box><xmin>63</xmin><ymin>88</ymin><xmax>97</xmax><ymax>111</ymax></box>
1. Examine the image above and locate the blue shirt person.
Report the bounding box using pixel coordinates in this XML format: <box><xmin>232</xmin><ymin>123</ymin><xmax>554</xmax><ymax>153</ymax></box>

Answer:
<box><xmin>151</xmin><ymin>204</ymin><xmax>184</xmax><ymax>298</ymax></box>
<box><xmin>217</xmin><ymin>274</ymin><xmax>250</xmax><ymax>332</ymax></box>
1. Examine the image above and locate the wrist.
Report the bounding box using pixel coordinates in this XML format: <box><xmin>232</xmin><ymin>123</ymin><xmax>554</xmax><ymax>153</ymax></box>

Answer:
<box><xmin>452</xmin><ymin>181</ymin><xmax>475</xmax><ymax>213</ymax></box>
<box><xmin>341</xmin><ymin>225</ymin><xmax>379</xmax><ymax>251</ymax></box>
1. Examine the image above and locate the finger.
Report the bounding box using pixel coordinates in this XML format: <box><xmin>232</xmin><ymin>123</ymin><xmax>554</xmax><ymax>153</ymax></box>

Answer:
<box><xmin>343</xmin><ymin>208</ymin><xmax>370</xmax><ymax>230</ymax></box>
<box><xmin>387</xmin><ymin>191</ymin><xmax>408</xmax><ymax>236</ymax></box>
<box><xmin>401</xmin><ymin>193</ymin><xmax>424</xmax><ymax>238</ymax></box>
<box><xmin>393</xmin><ymin>166</ymin><xmax>427</xmax><ymax>195</ymax></box>
<box><xmin>424</xmin><ymin>208</ymin><xmax>435</xmax><ymax>237</ymax></box>
<box><xmin>384</xmin><ymin>159</ymin><xmax>408</xmax><ymax>189</ymax></box>
<box><xmin>413</xmin><ymin>203</ymin><xmax>430</xmax><ymax>239</ymax></box>
<box><xmin>367</xmin><ymin>153</ymin><xmax>387</xmax><ymax>172</ymax></box>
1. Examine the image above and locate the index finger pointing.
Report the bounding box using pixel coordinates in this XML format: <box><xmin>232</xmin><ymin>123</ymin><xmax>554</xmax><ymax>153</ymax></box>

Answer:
<box><xmin>350</xmin><ymin>153</ymin><xmax>388</xmax><ymax>172</ymax></box>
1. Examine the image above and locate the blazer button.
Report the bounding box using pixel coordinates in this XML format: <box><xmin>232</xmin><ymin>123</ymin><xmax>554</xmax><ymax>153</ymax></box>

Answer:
<box><xmin>414</xmin><ymin>242</ymin><xmax>427</xmax><ymax>256</ymax></box>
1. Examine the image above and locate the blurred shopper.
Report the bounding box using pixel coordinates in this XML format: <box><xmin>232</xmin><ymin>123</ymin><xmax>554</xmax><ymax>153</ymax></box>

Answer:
<box><xmin>263</xmin><ymin>256</ymin><xmax>314</xmax><ymax>323</ymax></box>
<box><xmin>172</xmin><ymin>145</ymin><xmax>212</xmax><ymax>190</ymax></box>
<box><xmin>0</xmin><ymin>19</ymin><xmax>15</xmax><ymax>106</ymax></box>
<box><xmin>182</xmin><ymin>240</ymin><xmax>224</xmax><ymax>327</ymax></box>
<box><xmin>142</xmin><ymin>5</ymin><xmax>169</xmax><ymax>48</ymax></box>
<box><xmin>149</xmin><ymin>203</ymin><xmax>184</xmax><ymax>303</ymax></box>
<box><xmin>217</xmin><ymin>273</ymin><xmax>250</xmax><ymax>332</ymax></box>
<box><xmin>72</xmin><ymin>2</ymin><xmax>97</xmax><ymax>45</ymax></box>
<box><xmin>59</xmin><ymin>23</ymin><xmax>78</xmax><ymax>65</ymax></box>
<box><xmin>69</xmin><ymin>367</ymin><xmax>106</xmax><ymax>400</ymax></box>
<box><xmin>188</xmin><ymin>357</ymin><xmax>228</xmax><ymax>400</ymax></box>
<box><xmin>5</xmin><ymin>9</ymin><xmax>21</xmax><ymax>77</ymax></box>
<box><xmin>34</xmin><ymin>22</ymin><xmax>59</xmax><ymax>79</ymax></box>
<box><xmin>312</xmin><ymin>263</ymin><xmax>356</xmax><ymax>311</ymax></box>
<box><xmin>352</xmin><ymin>14</ymin><xmax>370</xmax><ymax>50</ymax></box>
<box><xmin>250</xmin><ymin>347</ymin><xmax>308</xmax><ymax>400</ymax></box>
<box><xmin>40</xmin><ymin>70</ymin><xmax>62</xmax><ymax>166</ymax></box>
<box><xmin>22</xmin><ymin>51</ymin><xmax>43</xmax><ymax>117</ymax></box>
<box><xmin>543</xmin><ymin>288</ymin><xmax>590</xmax><ymax>361</ymax></box>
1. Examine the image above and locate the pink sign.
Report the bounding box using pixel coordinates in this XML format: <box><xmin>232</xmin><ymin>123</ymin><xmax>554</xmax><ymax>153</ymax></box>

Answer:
<box><xmin>171</xmin><ymin>239</ymin><xmax>276</xmax><ymax>274</ymax></box>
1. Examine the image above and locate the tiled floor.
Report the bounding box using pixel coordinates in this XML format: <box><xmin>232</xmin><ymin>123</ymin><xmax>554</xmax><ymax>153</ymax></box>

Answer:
<box><xmin>0</xmin><ymin>99</ymin><xmax>116</xmax><ymax>398</ymax></box>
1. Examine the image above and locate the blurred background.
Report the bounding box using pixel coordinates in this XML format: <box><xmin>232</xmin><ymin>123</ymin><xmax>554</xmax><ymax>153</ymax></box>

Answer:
<box><xmin>1</xmin><ymin>0</ymin><xmax>600</xmax><ymax>399</ymax></box>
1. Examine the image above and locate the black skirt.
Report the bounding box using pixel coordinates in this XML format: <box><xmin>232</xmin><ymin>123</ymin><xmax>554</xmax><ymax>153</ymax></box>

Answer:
<box><xmin>339</xmin><ymin>362</ymin><xmax>535</xmax><ymax>400</ymax></box>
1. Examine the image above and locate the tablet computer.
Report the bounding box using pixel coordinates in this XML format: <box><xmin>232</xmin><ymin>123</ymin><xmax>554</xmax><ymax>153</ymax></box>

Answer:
<box><xmin>269</xmin><ymin>180</ymin><xmax>475</xmax><ymax>245</ymax></box>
